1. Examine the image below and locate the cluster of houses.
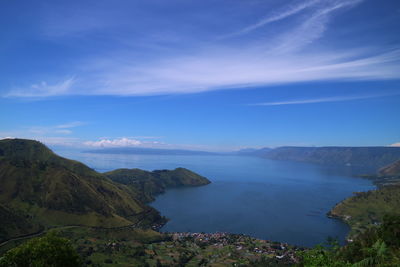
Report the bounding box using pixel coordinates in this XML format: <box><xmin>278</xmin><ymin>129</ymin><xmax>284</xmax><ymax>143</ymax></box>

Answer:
<box><xmin>170</xmin><ymin>232</ymin><xmax>300</xmax><ymax>263</ymax></box>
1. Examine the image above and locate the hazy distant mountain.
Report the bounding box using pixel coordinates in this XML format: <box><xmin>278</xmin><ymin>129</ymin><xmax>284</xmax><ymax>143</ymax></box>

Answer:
<box><xmin>0</xmin><ymin>139</ymin><xmax>210</xmax><ymax>242</ymax></box>
<box><xmin>84</xmin><ymin>147</ymin><xmax>217</xmax><ymax>155</ymax></box>
<box><xmin>234</xmin><ymin>147</ymin><xmax>272</xmax><ymax>156</ymax></box>
<box><xmin>379</xmin><ymin>160</ymin><xmax>400</xmax><ymax>177</ymax></box>
<box><xmin>239</xmin><ymin>146</ymin><xmax>400</xmax><ymax>169</ymax></box>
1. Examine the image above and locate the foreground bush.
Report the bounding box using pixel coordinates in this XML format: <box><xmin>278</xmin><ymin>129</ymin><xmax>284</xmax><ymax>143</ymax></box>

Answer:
<box><xmin>0</xmin><ymin>233</ymin><xmax>81</xmax><ymax>267</ymax></box>
<box><xmin>298</xmin><ymin>214</ymin><xmax>400</xmax><ymax>267</ymax></box>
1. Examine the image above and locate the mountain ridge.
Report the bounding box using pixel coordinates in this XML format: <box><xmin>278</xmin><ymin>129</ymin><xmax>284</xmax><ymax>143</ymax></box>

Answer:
<box><xmin>83</xmin><ymin>147</ymin><xmax>217</xmax><ymax>156</ymax></box>
<box><xmin>0</xmin><ymin>139</ymin><xmax>210</xmax><ymax>242</ymax></box>
<box><xmin>237</xmin><ymin>146</ymin><xmax>400</xmax><ymax>170</ymax></box>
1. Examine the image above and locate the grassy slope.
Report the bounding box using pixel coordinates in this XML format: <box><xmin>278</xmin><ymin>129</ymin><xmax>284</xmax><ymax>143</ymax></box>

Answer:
<box><xmin>51</xmin><ymin>227</ymin><xmax>298</xmax><ymax>266</ymax></box>
<box><xmin>329</xmin><ymin>185</ymin><xmax>400</xmax><ymax>237</ymax></box>
<box><xmin>0</xmin><ymin>139</ymin><xmax>163</xmax><ymax>241</ymax></box>
<box><xmin>328</xmin><ymin>159</ymin><xmax>400</xmax><ymax>238</ymax></box>
<box><xmin>0</xmin><ymin>204</ymin><xmax>42</xmax><ymax>243</ymax></box>
<box><xmin>104</xmin><ymin>167</ymin><xmax>211</xmax><ymax>202</ymax></box>
<box><xmin>327</xmin><ymin>159</ymin><xmax>400</xmax><ymax>239</ymax></box>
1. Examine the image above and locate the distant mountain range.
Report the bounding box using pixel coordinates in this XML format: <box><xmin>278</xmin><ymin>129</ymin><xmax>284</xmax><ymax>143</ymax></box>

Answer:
<box><xmin>238</xmin><ymin>146</ymin><xmax>400</xmax><ymax>170</ymax></box>
<box><xmin>85</xmin><ymin>145</ymin><xmax>400</xmax><ymax>171</ymax></box>
<box><xmin>379</xmin><ymin>159</ymin><xmax>400</xmax><ymax>177</ymax></box>
<box><xmin>0</xmin><ymin>139</ymin><xmax>210</xmax><ymax>242</ymax></box>
<box><xmin>84</xmin><ymin>147</ymin><xmax>217</xmax><ymax>156</ymax></box>
<box><xmin>234</xmin><ymin>147</ymin><xmax>272</xmax><ymax>156</ymax></box>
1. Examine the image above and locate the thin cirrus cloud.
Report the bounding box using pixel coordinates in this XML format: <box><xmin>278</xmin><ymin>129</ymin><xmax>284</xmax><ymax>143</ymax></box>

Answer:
<box><xmin>221</xmin><ymin>0</ymin><xmax>323</xmax><ymax>39</ymax></box>
<box><xmin>3</xmin><ymin>0</ymin><xmax>400</xmax><ymax>98</ymax></box>
<box><xmin>5</xmin><ymin>77</ymin><xmax>75</xmax><ymax>98</ymax></box>
<box><xmin>27</xmin><ymin>121</ymin><xmax>85</xmax><ymax>136</ymax></box>
<box><xmin>250</xmin><ymin>92</ymin><xmax>400</xmax><ymax>106</ymax></box>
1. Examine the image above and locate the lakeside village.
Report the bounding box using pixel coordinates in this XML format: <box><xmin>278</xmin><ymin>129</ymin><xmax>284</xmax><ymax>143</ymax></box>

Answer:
<box><xmin>97</xmin><ymin>231</ymin><xmax>301</xmax><ymax>266</ymax></box>
<box><xmin>158</xmin><ymin>232</ymin><xmax>300</xmax><ymax>265</ymax></box>
<box><xmin>172</xmin><ymin>232</ymin><xmax>298</xmax><ymax>256</ymax></box>
<box><xmin>137</xmin><ymin>220</ymin><xmax>301</xmax><ymax>265</ymax></box>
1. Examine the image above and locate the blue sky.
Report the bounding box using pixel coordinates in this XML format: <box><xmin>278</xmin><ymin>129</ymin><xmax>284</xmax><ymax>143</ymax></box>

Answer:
<box><xmin>1</xmin><ymin>0</ymin><xmax>399</xmax><ymax>151</ymax></box>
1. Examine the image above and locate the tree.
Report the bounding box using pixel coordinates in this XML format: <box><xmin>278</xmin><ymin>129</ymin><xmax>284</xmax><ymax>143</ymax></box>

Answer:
<box><xmin>0</xmin><ymin>233</ymin><xmax>81</xmax><ymax>267</ymax></box>
<box><xmin>352</xmin><ymin>240</ymin><xmax>388</xmax><ymax>267</ymax></box>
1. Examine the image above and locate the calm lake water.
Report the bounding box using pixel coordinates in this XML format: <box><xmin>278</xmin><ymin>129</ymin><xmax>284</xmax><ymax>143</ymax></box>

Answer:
<box><xmin>54</xmin><ymin>149</ymin><xmax>374</xmax><ymax>247</ymax></box>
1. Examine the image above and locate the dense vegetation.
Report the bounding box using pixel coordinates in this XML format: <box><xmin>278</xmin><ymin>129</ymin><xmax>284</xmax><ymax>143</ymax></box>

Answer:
<box><xmin>0</xmin><ymin>139</ymin><xmax>209</xmax><ymax>243</ymax></box>
<box><xmin>1</xmin><ymin>138</ymin><xmax>399</xmax><ymax>266</ymax></box>
<box><xmin>1</xmin><ymin>227</ymin><xmax>300</xmax><ymax>266</ymax></box>
<box><xmin>329</xmin><ymin>159</ymin><xmax>400</xmax><ymax>237</ymax></box>
<box><xmin>0</xmin><ymin>204</ymin><xmax>42</xmax><ymax>243</ymax></box>
<box><xmin>0</xmin><ymin>139</ymin><xmax>158</xmax><ymax>239</ymax></box>
<box><xmin>299</xmin><ymin>214</ymin><xmax>400</xmax><ymax>266</ymax></box>
<box><xmin>0</xmin><ymin>233</ymin><xmax>81</xmax><ymax>267</ymax></box>
<box><xmin>329</xmin><ymin>185</ymin><xmax>400</xmax><ymax>237</ymax></box>
<box><xmin>104</xmin><ymin>168</ymin><xmax>211</xmax><ymax>202</ymax></box>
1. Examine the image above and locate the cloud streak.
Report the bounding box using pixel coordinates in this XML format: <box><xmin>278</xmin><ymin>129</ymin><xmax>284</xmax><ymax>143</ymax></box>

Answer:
<box><xmin>251</xmin><ymin>92</ymin><xmax>400</xmax><ymax>106</ymax></box>
<box><xmin>85</xmin><ymin>48</ymin><xmax>400</xmax><ymax>96</ymax></box>
<box><xmin>222</xmin><ymin>0</ymin><xmax>322</xmax><ymax>39</ymax></box>
<box><xmin>26</xmin><ymin>121</ymin><xmax>85</xmax><ymax>135</ymax></box>
<box><xmin>5</xmin><ymin>77</ymin><xmax>75</xmax><ymax>98</ymax></box>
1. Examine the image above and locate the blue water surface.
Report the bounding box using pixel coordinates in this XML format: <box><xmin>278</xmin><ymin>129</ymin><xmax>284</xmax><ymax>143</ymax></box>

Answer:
<box><xmin>54</xmin><ymin>149</ymin><xmax>374</xmax><ymax>247</ymax></box>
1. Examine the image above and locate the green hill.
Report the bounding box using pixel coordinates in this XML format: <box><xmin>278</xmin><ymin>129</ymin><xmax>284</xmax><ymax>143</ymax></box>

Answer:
<box><xmin>328</xmin><ymin>159</ymin><xmax>400</xmax><ymax>238</ymax></box>
<box><xmin>0</xmin><ymin>139</ymin><xmax>165</xmax><ymax>241</ymax></box>
<box><xmin>328</xmin><ymin>185</ymin><xmax>400</xmax><ymax>238</ymax></box>
<box><xmin>327</xmin><ymin>158</ymin><xmax>400</xmax><ymax>239</ymax></box>
<box><xmin>104</xmin><ymin>167</ymin><xmax>211</xmax><ymax>202</ymax></box>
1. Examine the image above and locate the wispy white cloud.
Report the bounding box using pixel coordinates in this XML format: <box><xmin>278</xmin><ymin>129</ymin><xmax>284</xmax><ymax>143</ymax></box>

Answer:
<box><xmin>82</xmin><ymin>48</ymin><xmax>400</xmax><ymax>96</ymax></box>
<box><xmin>4</xmin><ymin>0</ymin><xmax>400</xmax><ymax>98</ymax></box>
<box><xmin>5</xmin><ymin>77</ymin><xmax>75</xmax><ymax>98</ymax></box>
<box><xmin>56</xmin><ymin>121</ymin><xmax>85</xmax><ymax>129</ymax></box>
<box><xmin>26</xmin><ymin>121</ymin><xmax>85</xmax><ymax>135</ymax></box>
<box><xmin>222</xmin><ymin>0</ymin><xmax>322</xmax><ymax>39</ymax></box>
<box><xmin>250</xmin><ymin>92</ymin><xmax>400</xmax><ymax>106</ymax></box>
<box><xmin>265</xmin><ymin>0</ymin><xmax>364</xmax><ymax>53</ymax></box>
<box><xmin>54</xmin><ymin>129</ymin><xmax>73</xmax><ymax>134</ymax></box>
<box><xmin>389</xmin><ymin>142</ymin><xmax>400</xmax><ymax>147</ymax></box>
